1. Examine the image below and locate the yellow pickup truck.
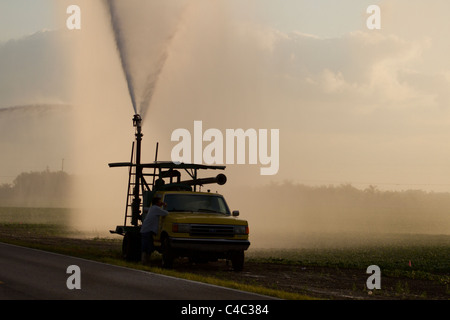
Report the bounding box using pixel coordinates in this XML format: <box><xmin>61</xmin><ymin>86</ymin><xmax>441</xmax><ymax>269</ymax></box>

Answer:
<box><xmin>152</xmin><ymin>190</ymin><xmax>250</xmax><ymax>270</ymax></box>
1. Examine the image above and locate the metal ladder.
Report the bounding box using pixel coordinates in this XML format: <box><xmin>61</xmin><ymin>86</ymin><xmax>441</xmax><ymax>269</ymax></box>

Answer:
<box><xmin>123</xmin><ymin>142</ymin><xmax>158</xmax><ymax>227</ymax></box>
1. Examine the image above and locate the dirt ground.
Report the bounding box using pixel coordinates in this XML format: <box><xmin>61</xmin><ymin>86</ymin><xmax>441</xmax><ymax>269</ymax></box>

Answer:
<box><xmin>1</xmin><ymin>228</ymin><xmax>447</xmax><ymax>300</ymax></box>
<box><xmin>169</xmin><ymin>258</ymin><xmax>448</xmax><ymax>300</ymax></box>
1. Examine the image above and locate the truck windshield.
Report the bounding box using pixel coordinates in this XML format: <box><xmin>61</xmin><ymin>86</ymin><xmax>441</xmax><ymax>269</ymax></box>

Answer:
<box><xmin>164</xmin><ymin>194</ymin><xmax>231</xmax><ymax>215</ymax></box>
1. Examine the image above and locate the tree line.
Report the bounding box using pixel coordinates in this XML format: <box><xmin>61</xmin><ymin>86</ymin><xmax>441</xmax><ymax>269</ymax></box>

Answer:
<box><xmin>229</xmin><ymin>181</ymin><xmax>450</xmax><ymax>236</ymax></box>
<box><xmin>2</xmin><ymin>170</ymin><xmax>450</xmax><ymax>235</ymax></box>
<box><xmin>0</xmin><ymin>170</ymin><xmax>74</xmax><ymax>207</ymax></box>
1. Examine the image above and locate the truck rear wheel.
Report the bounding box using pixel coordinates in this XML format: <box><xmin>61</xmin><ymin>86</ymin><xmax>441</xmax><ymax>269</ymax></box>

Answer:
<box><xmin>161</xmin><ymin>237</ymin><xmax>174</xmax><ymax>269</ymax></box>
<box><xmin>231</xmin><ymin>251</ymin><xmax>245</xmax><ymax>271</ymax></box>
<box><xmin>123</xmin><ymin>231</ymin><xmax>141</xmax><ymax>261</ymax></box>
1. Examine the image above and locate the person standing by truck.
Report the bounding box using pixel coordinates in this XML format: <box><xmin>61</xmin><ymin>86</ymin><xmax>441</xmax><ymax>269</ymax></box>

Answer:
<box><xmin>140</xmin><ymin>196</ymin><xmax>168</xmax><ymax>265</ymax></box>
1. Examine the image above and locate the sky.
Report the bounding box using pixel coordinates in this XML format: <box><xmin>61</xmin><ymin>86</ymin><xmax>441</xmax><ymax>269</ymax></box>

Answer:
<box><xmin>233</xmin><ymin>0</ymin><xmax>382</xmax><ymax>38</ymax></box>
<box><xmin>0</xmin><ymin>1</ymin><xmax>57</xmax><ymax>43</ymax></box>
<box><xmin>0</xmin><ymin>0</ymin><xmax>383</xmax><ymax>41</ymax></box>
<box><xmin>1</xmin><ymin>0</ymin><xmax>450</xmax><ymax>196</ymax></box>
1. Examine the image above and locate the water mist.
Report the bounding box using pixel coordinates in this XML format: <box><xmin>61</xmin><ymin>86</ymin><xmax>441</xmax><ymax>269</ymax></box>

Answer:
<box><xmin>68</xmin><ymin>0</ymin><xmax>189</xmax><ymax>236</ymax></box>
<box><xmin>105</xmin><ymin>0</ymin><xmax>188</xmax><ymax>120</ymax></box>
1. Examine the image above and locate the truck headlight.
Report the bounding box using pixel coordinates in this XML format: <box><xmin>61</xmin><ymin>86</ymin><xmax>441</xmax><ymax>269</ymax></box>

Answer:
<box><xmin>235</xmin><ymin>225</ymin><xmax>249</xmax><ymax>235</ymax></box>
<box><xmin>172</xmin><ymin>223</ymin><xmax>190</xmax><ymax>233</ymax></box>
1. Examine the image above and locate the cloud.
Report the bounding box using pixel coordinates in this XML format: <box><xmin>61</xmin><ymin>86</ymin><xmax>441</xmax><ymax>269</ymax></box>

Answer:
<box><xmin>141</xmin><ymin>2</ymin><xmax>450</xmax><ymax>191</ymax></box>
<box><xmin>0</xmin><ymin>30</ymin><xmax>73</xmax><ymax>108</ymax></box>
<box><xmin>156</xmin><ymin>14</ymin><xmax>448</xmax><ymax>130</ymax></box>
<box><xmin>266</xmin><ymin>30</ymin><xmax>439</xmax><ymax>107</ymax></box>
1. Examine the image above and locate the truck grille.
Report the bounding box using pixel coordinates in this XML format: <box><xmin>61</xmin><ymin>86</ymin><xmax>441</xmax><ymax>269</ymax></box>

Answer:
<box><xmin>189</xmin><ymin>224</ymin><xmax>235</xmax><ymax>237</ymax></box>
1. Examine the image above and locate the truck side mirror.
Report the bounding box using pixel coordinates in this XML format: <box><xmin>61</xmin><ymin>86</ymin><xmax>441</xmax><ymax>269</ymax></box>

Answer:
<box><xmin>232</xmin><ymin>210</ymin><xmax>240</xmax><ymax>217</ymax></box>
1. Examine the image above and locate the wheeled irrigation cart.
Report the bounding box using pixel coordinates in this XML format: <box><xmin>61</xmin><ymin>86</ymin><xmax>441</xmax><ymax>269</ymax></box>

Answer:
<box><xmin>109</xmin><ymin>115</ymin><xmax>250</xmax><ymax>270</ymax></box>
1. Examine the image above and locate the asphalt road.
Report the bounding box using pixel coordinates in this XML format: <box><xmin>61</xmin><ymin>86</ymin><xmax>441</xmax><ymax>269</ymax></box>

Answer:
<box><xmin>0</xmin><ymin>242</ymin><xmax>274</xmax><ymax>300</ymax></box>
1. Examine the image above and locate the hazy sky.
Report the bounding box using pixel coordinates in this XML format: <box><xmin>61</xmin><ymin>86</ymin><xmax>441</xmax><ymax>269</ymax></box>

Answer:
<box><xmin>233</xmin><ymin>0</ymin><xmax>382</xmax><ymax>37</ymax></box>
<box><xmin>0</xmin><ymin>0</ymin><xmax>381</xmax><ymax>42</ymax></box>
<box><xmin>2</xmin><ymin>0</ymin><xmax>450</xmax><ymax>195</ymax></box>
<box><xmin>0</xmin><ymin>1</ymin><xmax>57</xmax><ymax>42</ymax></box>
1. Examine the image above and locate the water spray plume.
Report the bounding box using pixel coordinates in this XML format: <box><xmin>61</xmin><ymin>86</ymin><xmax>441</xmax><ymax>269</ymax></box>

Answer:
<box><xmin>139</xmin><ymin>51</ymin><xmax>169</xmax><ymax>121</ymax></box>
<box><xmin>106</xmin><ymin>0</ymin><xmax>137</xmax><ymax>114</ymax></box>
<box><xmin>104</xmin><ymin>0</ymin><xmax>187</xmax><ymax>121</ymax></box>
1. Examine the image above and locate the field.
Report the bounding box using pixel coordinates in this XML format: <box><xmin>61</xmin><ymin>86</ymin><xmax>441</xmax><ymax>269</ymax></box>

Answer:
<box><xmin>0</xmin><ymin>207</ymin><xmax>449</xmax><ymax>300</ymax></box>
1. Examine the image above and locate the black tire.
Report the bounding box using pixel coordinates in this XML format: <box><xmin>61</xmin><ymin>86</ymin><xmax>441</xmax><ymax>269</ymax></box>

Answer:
<box><xmin>231</xmin><ymin>251</ymin><xmax>245</xmax><ymax>271</ymax></box>
<box><xmin>161</xmin><ymin>237</ymin><xmax>174</xmax><ymax>269</ymax></box>
<box><xmin>122</xmin><ymin>231</ymin><xmax>141</xmax><ymax>261</ymax></box>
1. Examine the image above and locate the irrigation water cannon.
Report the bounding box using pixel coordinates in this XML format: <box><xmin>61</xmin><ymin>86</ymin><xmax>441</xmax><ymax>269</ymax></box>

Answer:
<box><xmin>107</xmin><ymin>115</ymin><xmax>250</xmax><ymax>265</ymax></box>
<box><xmin>179</xmin><ymin>173</ymin><xmax>227</xmax><ymax>187</ymax></box>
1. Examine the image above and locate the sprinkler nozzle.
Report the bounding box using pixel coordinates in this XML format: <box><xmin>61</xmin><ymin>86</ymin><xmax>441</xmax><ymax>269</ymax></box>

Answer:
<box><xmin>132</xmin><ymin>114</ymin><xmax>142</xmax><ymax>128</ymax></box>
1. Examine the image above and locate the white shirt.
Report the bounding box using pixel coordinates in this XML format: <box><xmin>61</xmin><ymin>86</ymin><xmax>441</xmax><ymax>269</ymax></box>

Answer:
<box><xmin>140</xmin><ymin>205</ymin><xmax>169</xmax><ymax>234</ymax></box>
